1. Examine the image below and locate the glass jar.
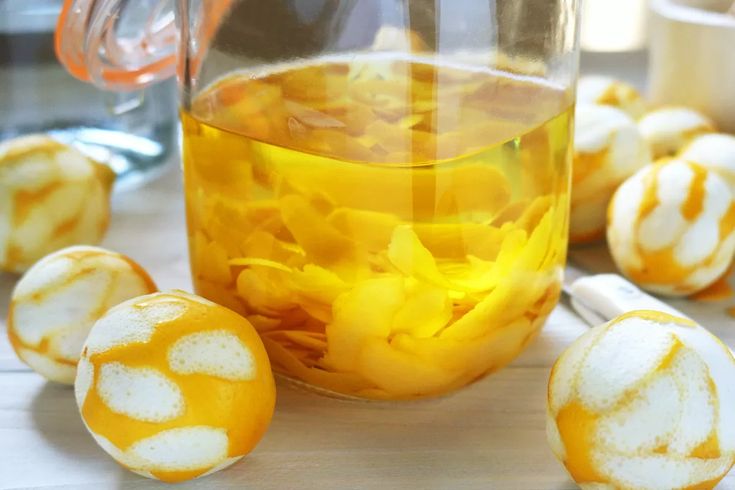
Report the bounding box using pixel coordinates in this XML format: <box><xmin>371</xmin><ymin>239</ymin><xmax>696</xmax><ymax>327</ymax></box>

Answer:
<box><xmin>0</xmin><ymin>0</ymin><xmax>177</xmax><ymax>188</ymax></box>
<box><xmin>57</xmin><ymin>0</ymin><xmax>580</xmax><ymax>400</ymax></box>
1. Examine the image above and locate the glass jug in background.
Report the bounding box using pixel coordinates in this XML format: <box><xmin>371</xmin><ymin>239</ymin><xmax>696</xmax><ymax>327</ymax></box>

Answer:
<box><xmin>58</xmin><ymin>0</ymin><xmax>580</xmax><ymax>400</ymax></box>
<box><xmin>0</xmin><ymin>0</ymin><xmax>177</xmax><ymax>188</ymax></box>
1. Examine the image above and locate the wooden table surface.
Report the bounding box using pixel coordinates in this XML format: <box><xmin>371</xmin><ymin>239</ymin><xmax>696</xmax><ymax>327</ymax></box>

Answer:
<box><xmin>3</xmin><ymin>52</ymin><xmax>735</xmax><ymax>490</ymax></box>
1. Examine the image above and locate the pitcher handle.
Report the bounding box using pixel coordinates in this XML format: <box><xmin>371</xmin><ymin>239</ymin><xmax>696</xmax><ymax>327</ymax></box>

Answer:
<box><xmin>55</xmin><ymin>0</ymin><xmax>177</xmax><ymax>91</ymax></box>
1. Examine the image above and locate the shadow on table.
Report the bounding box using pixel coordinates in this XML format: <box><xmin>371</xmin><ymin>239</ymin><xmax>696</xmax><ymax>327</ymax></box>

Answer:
<box><xmin>0</xmin><ymin>273</ymin><xmax>21</xmax><ymax>369</ymax></box>
<box><xmin>31</xmin><ymin>382</ymin><xmax>146</xmax><ymax>487</ymax></box>
<box><xmin>31</xmin><ymin>382</ymin><xmax>91</xmax><ymax>455</ymax></box>
<box><xmin>0</xmin><ymin>272</ymin><xmax>16</xmax><ymax>311</ymax></box>
<box><xmin>96</xmin><ymin>373</ymin><xmax>569</xmax><ymax>489</ymax></box>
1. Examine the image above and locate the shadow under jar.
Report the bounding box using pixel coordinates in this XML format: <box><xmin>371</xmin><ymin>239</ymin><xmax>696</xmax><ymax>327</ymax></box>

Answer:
<box><xmin>58</xmin><ymin>0</ymin><xmax>580</xmax><ymax>400</ymax></box>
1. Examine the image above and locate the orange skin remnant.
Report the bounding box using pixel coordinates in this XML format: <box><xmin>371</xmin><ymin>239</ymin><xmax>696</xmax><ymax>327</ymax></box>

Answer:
<box><xmin>614</xmin><ymin>309</ymin><xmax>696</xmax><ymax>328</ymax></box>
<box><xmin>596</xmin><ymin>82</ymin><xmax>639</xmax><ymax>108</ymax></box>
<box><xmin>556</xmin><ymin>401</ymin><xmax>604</xmax><ymax>484</ymax></box>
<box><xmin>691</xmin><ymin>275</ymin><xmax>733</xmax><ymax>302</ymax></box>
<box><xmin>683</xmin><ymin>477</ymin><xmax>726</xmax><ymax>490</ymax></box>
<box><xmin>572</xmin><ymin>149</ymin><xmax>609</xmax><ymax>185</ymax></box>
<box><xmin>680</xmin><ymin>162</ymin><xmax>708</xmax><ymax>221</ymax></box>
<box><xmin>690</xmin><ymin>431</ymin><xmax>721</xmax><ymax>459</ymax></box>
<box><xmin>720</xmin><ymin>202</ymin><xmax>735</xmax><ymax>240</ymax></box>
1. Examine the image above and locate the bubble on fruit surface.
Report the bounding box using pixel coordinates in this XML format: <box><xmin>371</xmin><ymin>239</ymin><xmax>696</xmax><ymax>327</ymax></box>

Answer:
<box><xmin>547</xmin><ymin>311</ymin><xmax>735</xmax><ymax>490</ymax></box>
<box><xmin>75</xmin><ymin>290</ymin><xmax>276</xmax><ymax>482</ymax></box>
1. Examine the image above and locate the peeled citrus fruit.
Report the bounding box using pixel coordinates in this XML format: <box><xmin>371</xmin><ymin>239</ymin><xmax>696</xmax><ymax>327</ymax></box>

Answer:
<box><xmin>638</xmin><ymin>107</ymin><xmax>715</xmax><ymax>159</ymax></box>
<box><xmin>607</xmin><ymin>159</ymin><xmax>735</xmax><ymax>296</ymax></box>
<box><xmin>7</xmin><ymin>245</ymin><xmax>156</xmax><ymax>384</ymax></box>
<box><xmin>76</xmin><ymin>290</ymin><xmax>275</xmax><ymax>482</ymax></box>
<box><xmin>547</xmin><ymin>310</ymin><xmax>735</xmax><ymax>490</ymax></box>
<box><xmin>570</xmin><ymin>104</ymin><xmax>650</xmax><ymax>243</ymax></box>
<box><xmin>577</xmin><ymin>75</ymin><xmax>646</xmax><ymax>118</ymax></box>
<box><xmin>0</xmin><ymin>135</ymin><xmax>115</xmax><ymax>273</ymax></box>
<box><xmin>679</xmin><ymin>133</ymin><xmax>735</xmax><ymax>191</ymax></box>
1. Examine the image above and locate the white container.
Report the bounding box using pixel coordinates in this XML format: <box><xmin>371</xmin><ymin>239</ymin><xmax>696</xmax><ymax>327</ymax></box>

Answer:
<box><xmin>649</xmin><ymin>0</ymin><xmax>735</xmax><ymax>131</ymax></box>
<box><xmin>581</xmin><ymin>0</ymin><xmax>648</xmax><ymax>52</ymax></box>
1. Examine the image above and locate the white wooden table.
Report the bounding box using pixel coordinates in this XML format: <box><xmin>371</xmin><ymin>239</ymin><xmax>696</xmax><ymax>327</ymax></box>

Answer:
<box><xmin>3</xmin><ymin>52</ymin><xmax>735</xmax><ymax>489</ymax></box>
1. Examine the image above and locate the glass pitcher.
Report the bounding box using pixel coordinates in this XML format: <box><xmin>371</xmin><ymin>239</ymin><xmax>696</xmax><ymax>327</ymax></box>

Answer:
<box><xmin>0</xmin><ymin>0</ymin><xmax>177</xmax><ymax>189</ymax></box>
<box><xmin>57</xmin><ymin>0</ymin><xmax>580</xmax><ymax>400</ymax></box>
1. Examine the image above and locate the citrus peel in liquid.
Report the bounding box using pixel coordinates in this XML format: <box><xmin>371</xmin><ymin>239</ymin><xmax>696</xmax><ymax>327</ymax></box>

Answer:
<box><xmin>182</xmin><ymin>55</ymin><xmax>572</xmax><ymax>399</ymax></box>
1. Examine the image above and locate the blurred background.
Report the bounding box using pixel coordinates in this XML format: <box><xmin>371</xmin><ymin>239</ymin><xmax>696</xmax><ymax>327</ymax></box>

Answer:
<box><xmin>0</xmin><ymin>0</ymin><xmax>178</xmax><ymax>189</ymax></box>
<box><xmin>580</xmin><ymin>0</ymin><xmax>649</xmax><ymax>87</ymax></box>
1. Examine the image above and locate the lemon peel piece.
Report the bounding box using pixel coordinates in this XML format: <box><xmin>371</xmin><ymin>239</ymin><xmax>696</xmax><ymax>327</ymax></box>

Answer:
<box><xmin>288</xmin><ymin>264</ymin><xmax>348</xmax><ymax>323</ymax></box>
<box><xmin>356</xmin><ymin>337</ymin><xmax>461</xmax><ymax>397</ymax></box>
<box><xmin>387</xmin><ymin>225</ymin><xmax>512</xmax><ymax>294</ymax></box>
<box><xmin>391</xmin><ymin>280</ymin><xmax>452</xmax><ymax>338</ymax></box>
<box><xmin>280</xmin><ymin>194</ymin><xmax>367</xmax><ymax>278</ymax></box>
<box><xmin>322</xmin><ymin>276</ymin><xmax>404</xmax><ymax>372</ymax></box>
<box><xmin>262</xmin><ymin>337</ymin><xmax>372</xmax><ymax>394</ymax></box>
<box><xmin>236</xmin><ymin>266</ymin><xmax>296</xmax><ymax>315</ymax></box>
<box><xmin>229</xmin><ymin>257</ymin><xmax>293</xmax><ymax>272</ymax></box>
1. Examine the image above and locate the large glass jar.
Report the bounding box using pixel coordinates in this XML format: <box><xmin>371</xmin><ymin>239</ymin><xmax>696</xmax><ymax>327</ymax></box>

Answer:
<box><xmin>57</xmin><ymin>0</ymin><xmax>580</xmax><ymax>400</ymax></box>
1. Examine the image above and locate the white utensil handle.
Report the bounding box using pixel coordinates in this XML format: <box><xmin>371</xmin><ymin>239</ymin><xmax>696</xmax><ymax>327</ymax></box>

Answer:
<box><xmin>569</xmin><ymin>273</ymin><xmax>688</xmax><ymax>326</ymax></box>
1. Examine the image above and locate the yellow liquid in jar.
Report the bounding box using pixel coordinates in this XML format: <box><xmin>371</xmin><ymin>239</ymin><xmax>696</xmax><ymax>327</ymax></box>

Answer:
<box><xmin>182</xmin><ymin>55</ymin><xmax>573</xmax><ymax>400</ymax></box>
